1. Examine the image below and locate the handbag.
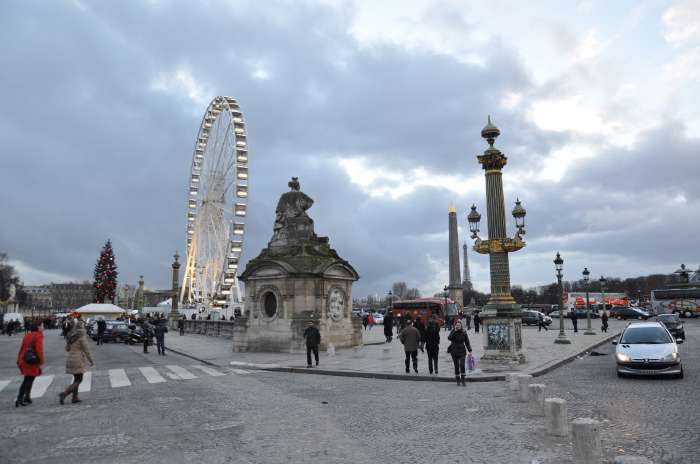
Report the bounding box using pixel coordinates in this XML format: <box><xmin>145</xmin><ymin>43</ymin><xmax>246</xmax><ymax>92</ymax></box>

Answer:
<box><xmin>23</xmin><ymin>343</ymin><xmax>39</xmax><ymax>365</ymax></box>
<box><xmin>467</xmin><ymin>352</ymin><xmax>476</xmax><ymax>371</ymax></box>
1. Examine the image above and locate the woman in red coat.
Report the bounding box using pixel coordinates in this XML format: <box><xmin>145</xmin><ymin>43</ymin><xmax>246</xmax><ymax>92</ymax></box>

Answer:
<box><xmin>15</xmin><ymin>322</ymin><xmax>44</xmax><ymax>407</ymax></box>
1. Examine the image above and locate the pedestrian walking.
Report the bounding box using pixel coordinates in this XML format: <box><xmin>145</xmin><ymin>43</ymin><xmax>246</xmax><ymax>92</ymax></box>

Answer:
<box><xmin>154</xmin><ymin>322</ymin><xmax>168</xmax><ymax>355</ymax></box>
<box><xmin>601</xmin><ymin>309</ymin><xmax>609</xmax><ymax>333</ymax></box>
<box><xmin>414</xmin><ymin>317</ymin><xmax>426</xmax><ymax>352</ymax></box>
<box><xmin>538</xmin><ymin>312</ymin><xmax>548</xmax><ymax>332</ymax></box>
<box><xmin>399</xmin><ymin>315</ymin><xmax>420</xmax><ymax>374</ymax></box>
<box><xmin>142</xmin><ymin>321</ymin><xmax>154</xmax><ymax>353</ymax></box>
<box><xmin>367</xmin><ymin>312</ymin><xmax>375</xmax><ymax>331</ymax></box>
<box><xmin>303</xmin><ymin>321</ymin><xmax>321</xmax><ymax>367</ymax></box>
<box><xmin>59</xmin><ymin>319</ymin><xmax>94</xmax><ymax>404</ymax></box>
<box><xmin>397</xmin><ymin>314</ymin><xmax>405</xmax><ymax>333</ymax></box>
<box><xmin>425</xmin><ymin>315</ymin><xmax>440</xmax><ymax>375</ymax></box>
<box><xmin>570</xmin><ymin>310</ymin><xmax>578</xmax><ymax>333</ymax></box>
<box><xmin>96</xmin><ymin>318</ymin><xmax>107</xmax><ymax>345</ymax></box>
<box><xmin>15</xmin><ymin>322</ymin><xmax>44</xmax><ymax>407</ymax></box>
<box><xmin>473</xmin><ymin>311</ymin><xmax>481</xmax><ymax>333</ymax></box>
<box><xmin>465</xmin><ymin>311</ymin><xmax>472</xmax><ymax>330</ymax></box>
<box><xmin>447</xmin><ymin>320</ymin><xmax>472</xmax><ymax>386</ymax></box>
<box><xmin>6</xmin><ymin>320</ymin><xmax>15</xmax><ymax>337</ymax></box>
<box><xmin>383</xmin><ymin>311</ymin><xmax>394</xmax><ymax>343</ymax></box>
<box><xmin>362</xmin><ymin>313</ymin><xmax>369</xmax><ymax>331</ymax></box>
<box><xmin>178</xmin><ymin>316</ymin><xmax>185</xmax><ymax>336</ymax></box>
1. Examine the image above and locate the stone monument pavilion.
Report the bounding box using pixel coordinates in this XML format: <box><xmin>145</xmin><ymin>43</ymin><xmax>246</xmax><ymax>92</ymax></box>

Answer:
<box><xmin>235</xmin><ymin>177</ymin><xmax>361</xmax><ymax>352</ymax></box>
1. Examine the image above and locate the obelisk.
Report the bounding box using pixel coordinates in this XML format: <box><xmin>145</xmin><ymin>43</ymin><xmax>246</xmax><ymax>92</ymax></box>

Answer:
<box><xmin>462</xmin><ymin>242</ymin><xmax>473</xmax><ymax>291</ymax></box>
<box><xmin>448</xmin><ymin>203</ymin><xmax>463</xmax><ymax>308</ymax></box>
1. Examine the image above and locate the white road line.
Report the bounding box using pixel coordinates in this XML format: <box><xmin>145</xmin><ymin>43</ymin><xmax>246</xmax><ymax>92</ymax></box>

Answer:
<box><xmin>190</xmin><ymin>365</ymin><xmax>225</xmax><ymax>377</ymax></box>
<box><xmin>31</xmin><ymin>375</ymin><xmax>54</xmax><ymax>398</ymax></box>
<box><xmin>229</xmin><ymin>368</ymin><xmax>251</xmax><ymax>375</ymax></box>
<box><xmin>78</xmin><ymin>372</ymin><xmax>92</xmax><ymax>392</ymax></box>
<box><xmin>108</xmin><ymin>369</ymin><xmax>131</xmax><ymax>388</ymax></box>
<box><xmin>0</xmin><ymin>380</ymin><xmax>10</xmax><ymax>393</ymax></box>
<box><xmin>165</xmin><ymin>365</ymin><xmax>197</xmax><ymax>380</ymax></box>
<box><xmin>139</xmin><ymin>367</ymin><xmax>166</xmax><ymax>383</ymax></box>
<box><xmin>164</xmin><ymin>371</ymin><xmax>180</xmax><ymax>380</ymax></box>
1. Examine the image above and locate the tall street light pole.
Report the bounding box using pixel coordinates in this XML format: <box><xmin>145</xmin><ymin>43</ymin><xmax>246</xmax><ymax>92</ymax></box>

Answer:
<box><xmin>467</xmin><ymin>117</ymin><xmax>528</xmax><ymax>364</ymax></box>
<box><xmin>583</xmin><ymin>267</ymin><xmax>595</xmax><ymax>335</ymax></box>
<box><xmin>554</xmin><ymin>252</ymin><xmax>571</xmax><ymax>344</ymax></box>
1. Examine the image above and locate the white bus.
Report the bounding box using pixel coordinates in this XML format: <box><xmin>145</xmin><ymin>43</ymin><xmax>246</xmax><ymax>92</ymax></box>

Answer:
<box><xmin>651</xmin><ymin>287</ymin><xmax>700</xmax><ymax>318</ymax></box>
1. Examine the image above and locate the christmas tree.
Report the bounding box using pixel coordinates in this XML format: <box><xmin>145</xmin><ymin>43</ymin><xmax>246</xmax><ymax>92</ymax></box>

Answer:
<box><xmin>93</xmin><ymin>240</ymin><xmax>118</xmax><ymax>303</ymax></box>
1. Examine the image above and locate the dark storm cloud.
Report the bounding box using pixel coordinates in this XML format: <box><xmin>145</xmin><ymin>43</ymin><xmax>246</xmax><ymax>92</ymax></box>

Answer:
<box><xmin>0</xmin><ymin>1</ymin><xmax>692</xmax><ymax>297</ymax></box>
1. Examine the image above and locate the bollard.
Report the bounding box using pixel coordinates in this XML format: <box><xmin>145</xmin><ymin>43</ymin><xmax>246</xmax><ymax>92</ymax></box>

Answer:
<box><xmin>572</xmin><ymin>418</ymin><xmax>602</xmax><ymax>464</ymax></box>
<box><xmin>517</xmin><ymin>374</ymin><xmax>533</xmax><ymax>402</ymax></box>
<box><xmin>545</xmin><ymin>398</ymin><xmax>568</xmax><ymax>437</ymax></box>
<box><xmin>507</xmin><ymin>373</ymin><xmax>519</xmax><ymax>392</ymax></box>
<box><xmin>527</xmin><ymin>384</ymin><xmax>546</xmax><ymax>416</ymax></box>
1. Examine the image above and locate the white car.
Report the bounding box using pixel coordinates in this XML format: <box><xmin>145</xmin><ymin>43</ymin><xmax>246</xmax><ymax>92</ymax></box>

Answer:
<box><xmin>372</xmin><ymin>313</ymin><xmax>384</xmax><ymax>324</ymax></box>
<box><xmin>613</xmin><ymin>321</ymin><xmax>684</xmax><ymax>379</ymax></box>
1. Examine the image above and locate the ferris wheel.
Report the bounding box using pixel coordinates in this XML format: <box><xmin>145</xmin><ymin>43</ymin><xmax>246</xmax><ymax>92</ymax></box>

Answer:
<box><xmin>180</xmin><ymin>96</ymin><xmax>249</xmax><ymax>310</ymax></box>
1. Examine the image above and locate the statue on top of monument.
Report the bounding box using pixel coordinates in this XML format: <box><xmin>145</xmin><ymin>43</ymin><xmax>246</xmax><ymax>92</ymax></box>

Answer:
<box><xmin>270</xmin><ymin>177</ymin><xmax>315</xmax><ymax>246</ymax></box>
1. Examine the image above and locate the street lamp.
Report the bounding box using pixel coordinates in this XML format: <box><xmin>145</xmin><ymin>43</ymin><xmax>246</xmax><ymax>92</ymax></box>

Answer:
<box><xmin>443</xmin><ymin>285</ymin><xmax>449</xmax><ymax>330</ymax></box>
<box><xmin>554</xmin><ymin>252</ymin><xmax>571</xmax><ymax>344</ymax></box>
<box><xmin>583</xmin><ymin>267</ymin><xmax>595</xmax><ymax>335</ymax></box>
<box><xmin>467</xmin><ymin>117</ymin><xmax>528</xmax><ymax>363</ymax></box>
<box><xmin>599</xmin><ymin>276</ymin><xmax>607</xmax><ymax>314</ymax></box>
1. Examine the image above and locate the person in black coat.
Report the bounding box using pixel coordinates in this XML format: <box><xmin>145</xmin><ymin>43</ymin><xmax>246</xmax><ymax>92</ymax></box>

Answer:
<box><xmin>448</xmin><ymin>320</ymin><xmax>472</xmax><ymax>386</ymax></box>
<box><xmin>303</xmin><ymin>321</ymin><xmax>321</xmax><ymax>368</ymax></box>
<box><xmin>570</xmin><ymin>310</ymin><xmax>578</xmax><ymax>333</ymax></box>
<box><xmin>601</xmin><ymin>310</ymin><xmax>609</xmax><ymax>333</ymax></box>
<box><xmin>424</xmin><ymin>316</ymin><xmax>441</xmax><ymax>375</ymax></box>
<box><xmin>96</xmin><ymin>319</ymin><xmax>107</xmax><ymax>345</ymax></box>
<box><xmin>383</xmin><ymin>311</ymin><xmax>394</xmax><ymax>342</ymax></box>
<box><xmin>473</xmin><ymin>312</ymin><xmax>481</xmax><ymax>333</ymax></box>
<box><xmin>154</xmin><ymin>322</ymin><xmax>168</xmax><ymax>355</ymax></box>
<box><xmin>178</xmin><ymin>316</ymin><xmax>185</xmax><ymax>336</ymax></box>
<box><xmin>414</xmin><ymin>318</ymin><xmax>427</xmax><ymax>352</ymax></box>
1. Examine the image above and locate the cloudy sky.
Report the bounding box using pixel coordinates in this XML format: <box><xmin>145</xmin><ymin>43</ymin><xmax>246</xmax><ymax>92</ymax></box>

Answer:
<box><xmin>1</xmin><ymin>0</ymin><xmax>698</xmax><ymax>298</ymax></box>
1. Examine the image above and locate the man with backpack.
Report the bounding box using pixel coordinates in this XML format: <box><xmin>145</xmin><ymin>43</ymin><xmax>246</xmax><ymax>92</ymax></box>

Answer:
<box><xmin>96</xmin><ymin>318</ymin><xmax>107</xmax><ymax>345</ymax></box>
<box><xmin>154</xmin><ymin>321</ymin><xmax>168</xmax><ymax>356</ymax></box>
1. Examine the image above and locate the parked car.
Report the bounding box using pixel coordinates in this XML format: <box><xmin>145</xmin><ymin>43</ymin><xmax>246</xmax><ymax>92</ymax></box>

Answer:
<box><xmin>521</xmin><ymin>310</ymin><xmax>552</xmax><ymax>326</ymax></box>
<box><xmin>655</xmin><ymin>313</ymin><xmax>685</xmax><ymax>340</ymax></box>
<box><xmin>612</xmin><ymin>307</ymin><xmax>650</xmax><ymax>320</ymax></box>
<box><xmin>613</xmin><ymin>321</ymin><xmax>684</xmax><ymax>378</ymax></box>
<box><xmin>372</xmin><ymin>313</ymin><xmax>384</xmax><ymax>324</ymax></box>
<box><xmin>549</xmin><ymin>310</ymin><xmax>561</xmax><ymax>318</ymax></box>
<box><xmin>92</xmin><ymin>321</ymin><xmax>130</xmax><ymax>343</ymax></box>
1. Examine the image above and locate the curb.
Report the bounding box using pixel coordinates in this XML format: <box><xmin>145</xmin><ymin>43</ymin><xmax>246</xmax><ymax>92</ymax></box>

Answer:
<box><xmin>529</xmin><ymin>332</ymin><xmax>618</xmax><ymax>377</ymax></box>
<box><xmin>165</xmin><ymin>332</ymin><xmax>618</xmax><ymax>383</ymax></box>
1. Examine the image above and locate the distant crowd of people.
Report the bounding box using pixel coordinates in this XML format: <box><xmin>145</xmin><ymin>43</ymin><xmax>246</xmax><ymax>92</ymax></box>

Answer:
<box><xmin>2</xmin><ymin>317</ymin><xmax>57</xmax><ymax>337</ymax></box>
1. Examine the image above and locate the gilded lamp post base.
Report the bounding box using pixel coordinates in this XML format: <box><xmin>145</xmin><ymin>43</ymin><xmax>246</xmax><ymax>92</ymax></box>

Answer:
<box><xmin>479</xmin><ymin>309</ymin><xmax>526</xmax><ymax>367</ymax></box>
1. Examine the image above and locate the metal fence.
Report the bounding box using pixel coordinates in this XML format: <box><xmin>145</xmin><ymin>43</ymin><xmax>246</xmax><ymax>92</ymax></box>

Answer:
<box><xmin>182</xmin><ymin>320</ymin><xmax>236</xmax><ymax>338</ymax></box>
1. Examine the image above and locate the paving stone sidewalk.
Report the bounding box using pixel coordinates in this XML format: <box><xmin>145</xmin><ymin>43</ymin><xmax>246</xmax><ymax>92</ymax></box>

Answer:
<box><xmin>165</xmin><ymin>318</ymin><xmax>625</xmax><ymax>381</ymax></box>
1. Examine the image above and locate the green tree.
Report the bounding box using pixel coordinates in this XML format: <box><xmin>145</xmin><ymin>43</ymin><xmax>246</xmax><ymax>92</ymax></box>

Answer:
<box><xmin>93</xmin><ymin>240</ymin><xmax>118</xmax><ymax>303</ymax></box>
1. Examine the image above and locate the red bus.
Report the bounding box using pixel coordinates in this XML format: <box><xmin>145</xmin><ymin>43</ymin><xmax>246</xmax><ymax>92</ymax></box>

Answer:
<box><xmin>390</xmin><ymin>298</ymin><xmax>458</xmax><ymax>326</ymax></box>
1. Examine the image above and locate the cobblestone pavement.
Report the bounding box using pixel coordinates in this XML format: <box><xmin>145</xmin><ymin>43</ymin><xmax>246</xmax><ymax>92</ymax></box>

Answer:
<box><xmin>1</xmin><ymin>321</ymin><xmax>695</xmax><ymax>463</ymax></box>
<box><xmin>535</xmin><ymin>318</ymin><xmax>700</xmax><ymax>463</ymax></box>
<box><xmin>166</xmin><ymin>319</ymin><xmax>626</xmax><ymax>380</ymax></box>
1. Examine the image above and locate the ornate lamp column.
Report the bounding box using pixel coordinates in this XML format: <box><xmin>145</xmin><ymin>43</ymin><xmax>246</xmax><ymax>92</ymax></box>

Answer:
<box><xmin>467</xmin><ymin>117</ymin><xmax>528</xmax><ymax>364</ymax></box>
<box><xmin>168</xmin><ymin>251</ymin><xmax>181</xmax><ymax>329</ymax></box>
<box><xmin>583</xmin><ymin>267</ymin><xmax>595</xmax><ymax>335</ymax></box>
<box><xmin>554</xmin><ymin>252</ymin><xmax>571</xmax><ymax>344</ymax></box>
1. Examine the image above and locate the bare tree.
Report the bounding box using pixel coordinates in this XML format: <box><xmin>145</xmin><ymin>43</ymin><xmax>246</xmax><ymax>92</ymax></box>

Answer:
<box><xmin>392</xmin><ymin>282</ymin><xmax>408</xmax><ymax>299</ymax></box>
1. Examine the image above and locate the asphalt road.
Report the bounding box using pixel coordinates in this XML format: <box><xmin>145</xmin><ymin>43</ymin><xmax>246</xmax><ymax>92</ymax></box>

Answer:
<box><xmin>0</xmin><ymin>320</ymin><xmax>697</xmax><ymax>464</ymax></box>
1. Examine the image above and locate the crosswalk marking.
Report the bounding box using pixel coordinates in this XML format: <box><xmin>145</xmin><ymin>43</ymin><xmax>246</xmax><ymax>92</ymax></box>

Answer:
<box><xmin>79</xmin><ymin>372</ymin><xmax>92</xmax><ymax>392</ymax></box>
<box><xmin>32</xmin><ymin>375</ymin><xmax>54</xmax><ymax>398</ymax></box>
<box><xmin>229</xmin><ymin>368</ymin><xmax>251</xmax><ymax>375</ymax></box>
<box><xmin>0</xmin><ymin>380</ymin><xmax>10</xmax><ymax>393</ymax></box>
<box><xmin>109</xmin><ymin>369</ymin><xmax>131</xmax><ymax>388</ymax></box>
<box><xmin>165</xmin><ymin>365</ymin><xmax>197</xmax><ymax>380</ymax></box>
<box><xmin>139</xmin><ymin>367</ymin><xmax>166</xmax><ymax>383</ymax></box>
<box><xmin>0</xmin><ymin>363</ymin><xmax>251</xmax><ymax>396</ymax></box>
<box><xmin>190</xmin><ymin>365</ymin><xmax>225</xmax><ymax>377</ymax></box>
